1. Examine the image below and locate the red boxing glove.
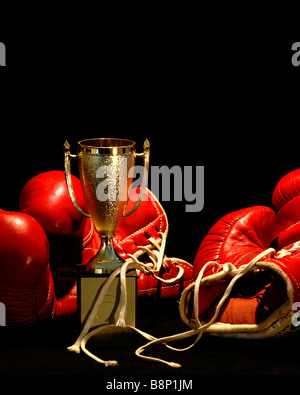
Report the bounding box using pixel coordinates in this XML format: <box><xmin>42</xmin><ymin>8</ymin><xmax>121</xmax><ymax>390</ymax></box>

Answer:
<box><xmin>19</xmin><ymin>171</ymin><xmax>193</xmax><ymax>320</ymax></box>
<box><xmin>75</xmin><ymin>187</ymin><xmax>193</xmax><ymax>298</ymax></box>
<box><xmin>114</xmin><ymin>188</ymin><xmax>193</xmax><ymax>298</ymax></box>
<box><xmin>19</xmin><ymin>171</ymin><xmax>99</xmax><ymax>318</ymax></box>
<box><xmin>185</xmin><ymin>206</ymin><xmax>277</xmax><ymax>319</ymax></box>
<box><xmin>180</xmin><ymin>204</ymin><xmax>300</xmax><ymax>339</ymax></box>
<box><xmin>0</xmin><ymin>209</ymin><xmax>54</xmax><ymax>326</ymax></box>
<box><xmin>19</xmin><ymin>170</ymin><xmax>87</xmax><ymax>235</ymax></box>
<box><xmin>272</xmin><ymin>169</ymin><xmax>300</xmax><ymax>249</ymax></box>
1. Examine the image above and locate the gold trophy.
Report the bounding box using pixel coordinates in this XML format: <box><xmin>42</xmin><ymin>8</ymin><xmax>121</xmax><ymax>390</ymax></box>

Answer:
<box><xmin>64</xmin><ymin>138</ymin><xmax>150</xmax><ymax>274</ymax></box>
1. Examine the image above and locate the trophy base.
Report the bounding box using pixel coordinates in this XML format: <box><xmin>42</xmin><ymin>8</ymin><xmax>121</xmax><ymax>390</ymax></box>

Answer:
<box><xmin>77</xmin><ymin>264</ymin><xmax>137</xmax><ymax>347</ymax></box>
<box><xmin>87</xmin><ymin>236</ymin><xmax>124</xmax><ymax>274</ymax></box>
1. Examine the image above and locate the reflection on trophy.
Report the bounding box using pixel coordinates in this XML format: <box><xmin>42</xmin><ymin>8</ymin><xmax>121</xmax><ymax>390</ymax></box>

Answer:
<box><xmin>64</xmin><ymin>138</ymin><xmax>150</xmax><ymax>274</ymax></box>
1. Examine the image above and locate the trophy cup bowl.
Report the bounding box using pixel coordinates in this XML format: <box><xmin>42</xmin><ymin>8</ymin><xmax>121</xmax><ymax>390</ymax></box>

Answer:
<box><xmin>64</xmin><ymin>138</ymin><xmax>150</xmax><ymax>274</ymax></box>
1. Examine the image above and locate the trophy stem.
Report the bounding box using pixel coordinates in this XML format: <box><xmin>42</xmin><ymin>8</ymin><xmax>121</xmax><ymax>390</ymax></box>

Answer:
<box><xmin>87</xmin><ymin>236</ymin><xmax>124</xmax><ymax>274</ymax></box>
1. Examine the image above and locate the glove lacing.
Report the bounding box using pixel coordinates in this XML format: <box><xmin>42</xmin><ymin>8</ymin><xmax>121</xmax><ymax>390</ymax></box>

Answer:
<box><xmin>133</xmin><ymin>247</ymin><xmax>275</xmax><ymax>368</ymax></box>
<box><xmin>68</xmin><ymin>234</ymin><xmax>275</xmax><ymax>368</ymax></box>
<box><xmin>67</xmin><ymin>231</ymin><xmax>184</xmax><ymax>368</ymax></box>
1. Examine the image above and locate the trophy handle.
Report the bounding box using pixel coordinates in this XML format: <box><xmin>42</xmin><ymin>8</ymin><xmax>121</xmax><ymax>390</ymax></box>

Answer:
<box><xmin>123</xmin><ymin>139</ymin><xmax>150</xmax><ymax>217</ymax></box>
<box><xmin>64</xmin><ymin>140</ymin><xmax>91</xmax><ymax>218</ymax></box>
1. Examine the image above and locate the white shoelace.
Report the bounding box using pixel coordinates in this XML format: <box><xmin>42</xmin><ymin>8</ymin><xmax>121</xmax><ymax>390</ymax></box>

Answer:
<box><xmin>275</xmin><ymin>240</ymin><xmax>300</xmax><ymax>258</ymax></box>
<box><xmin>134</xmin><ymin>247</ymin><xmax>276</xmax><ymax>367</ymax></box>
<box><xmin>67</xmin><ymin>231</ymin><xmax>185</xmax><ymax>367</ymax></box>
<box><xmin>68</xmin><ymin>240</ymin><xmax>275</xmax><ymax>368</ymax></box>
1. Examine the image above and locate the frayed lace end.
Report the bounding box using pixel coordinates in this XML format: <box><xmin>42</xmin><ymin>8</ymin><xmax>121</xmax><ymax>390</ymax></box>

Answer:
<box><xmin>67</xmin><ymin>344</ymin><xmax>81</xmax><ymax>354</ymax></box>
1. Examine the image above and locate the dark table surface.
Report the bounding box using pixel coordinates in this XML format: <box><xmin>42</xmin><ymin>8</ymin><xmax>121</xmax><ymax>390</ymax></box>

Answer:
<box><xmin>1</xmin><ymin>296</ymin><xmax>300</xmax><ymax>381</ymax></box>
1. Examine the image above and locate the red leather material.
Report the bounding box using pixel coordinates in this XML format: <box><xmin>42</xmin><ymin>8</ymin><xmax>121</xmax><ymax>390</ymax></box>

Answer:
<box><xmin>272</xmin><ymin>169</ymin><xmax>300</xmax><ymax>211</ymax></box>
<box><xmin>200</xmin><ymin>268</ymin><xmax>287</xmax><ymax>325</ymax></box>
<box><xmin>114</xmin><ymin>188</ymin><xmax>193</xmax><ymax>298</ymax></box>
<box><xmin>212</xmin><ymin>244</ymin><xmax>300</xmax><ymax>327</ymax></box>
<box><xmin>114</xmin><ymin>188</ymin><xmax>167</xmax><ymax>258</ymax></box>
<box><xmin>53</xmin><ymin>283</ymin><xmax>77</xmax><ymax>318</ymax></box>
<box><xmin>19</xmin><ymin>170</ymin><xmax>87</xmax><ymax>235</ymax></box>
<box><xmin>137</xmin><ymin>259</ymin><xmax>193</xmax><ymax>298</ymax></box>
<box><xmin>19</xmin><ymin>171</ymin><xmax>100</xmax><ymax>318</ymax></box>
<box><xmin>190</xmin><ymin>169</ymin><xmax>300</xmax><ymax>332</ymax></box>
<box><xmin>267</xmin><ymin>253</ymin><xmax>300</xmax><ymax>303</ymax></box>
<box><xmin>0</xmin><ymin>209</ymin><xmax>54</xmax><ymax>326</ymax></box>
<box><xmin>49</xmin><ymin>224</ymin><xmax>100</xmax><ymax>318</ymax></box>
<box><xmin>194</xmin><ymin>206</ymin><xmax>276</xmax><ymax>279</ymax></box>
<box><xmin>17</xmin><ymin>173</ymin><xmax>192</xmax><ymax>320</ymax></box>
<box><xmin>193</xmin><ymin>206</ymin><xmax>277</xmax><ymax>316</ymax></box>
<box><xmin>272</xmin><ymin>169</ymin><xmax>300</xmax><ymax>249</ymax></box>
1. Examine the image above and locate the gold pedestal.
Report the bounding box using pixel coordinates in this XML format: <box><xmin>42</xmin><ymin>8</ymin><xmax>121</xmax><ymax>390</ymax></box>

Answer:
<box><xmin>77</xmin><ymin>265</ymin><xmax>137</xmax><ymax>347</ymax></box>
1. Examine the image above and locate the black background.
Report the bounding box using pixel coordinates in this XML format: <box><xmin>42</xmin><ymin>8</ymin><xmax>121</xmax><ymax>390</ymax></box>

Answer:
<box><xmin>0</xmin><ymin>3</ymin><xmax>299</xmax><ymax>385</ymax></box>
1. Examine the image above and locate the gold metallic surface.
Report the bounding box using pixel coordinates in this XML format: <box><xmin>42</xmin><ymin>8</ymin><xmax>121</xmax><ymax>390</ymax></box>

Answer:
<box><xmin>64</xmin><ymin>141</ymin><xmax>90</xmax><ymax>218</ymax></box>
<box><xmin>64</xmin><ymin>138</ymin><xmax>150</xmax><ymax>272</ymax></box>
<box><xmin>78</xmin><ymin>145</ymin><xmax>134</xmax><ymax>236</ymax></box>
<box><xmin>78</xmin><ymin>138</ymin><xmax>136</xmax><ymax>155</ymax></box>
